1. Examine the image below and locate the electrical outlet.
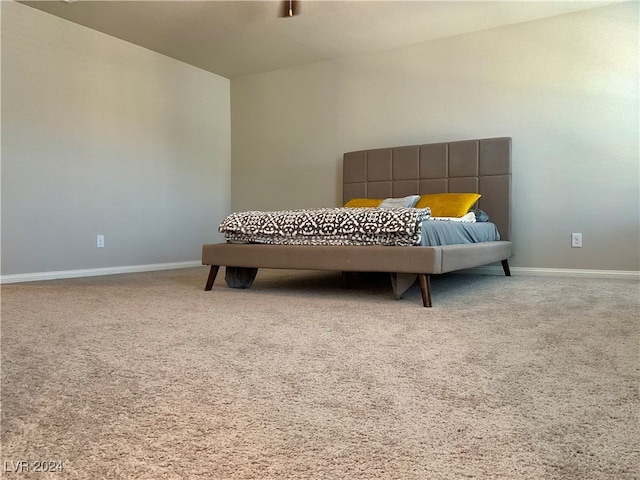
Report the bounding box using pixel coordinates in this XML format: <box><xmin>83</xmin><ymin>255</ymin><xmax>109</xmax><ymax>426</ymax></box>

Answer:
<box><xmin>571</xmin><ymin>233</ymin><xmax>582</xmax><ymax>248</ymax></box>
<box><xmin>97</xmin><ymin>235</ymin><xmax>105</xmax><ymax>248</ymax></box>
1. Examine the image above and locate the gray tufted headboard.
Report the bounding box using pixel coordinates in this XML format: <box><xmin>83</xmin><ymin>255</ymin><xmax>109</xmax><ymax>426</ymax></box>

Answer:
<box><xmin>342</xmin><ymin>137</ymin><xmax>512</xmax><ymax>241</ymax></box>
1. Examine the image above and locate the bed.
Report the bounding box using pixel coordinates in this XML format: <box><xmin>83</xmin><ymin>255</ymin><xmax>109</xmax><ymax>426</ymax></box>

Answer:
<box><xmin>202</xmin><ymin>137</ymin><xmax>512</xmax><ymax>307</ymax></box>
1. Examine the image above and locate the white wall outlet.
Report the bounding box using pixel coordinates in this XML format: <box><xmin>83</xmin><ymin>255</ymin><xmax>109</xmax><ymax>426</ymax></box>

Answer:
<box><xmin>571</xmin><ymin>233</ymin><xmax>582</xmax><ymax>248</ymax></box>
<box><xmin>97</xmin><ymin>235</ymin><xmax>105</xmax><ymax>248</ymax></box>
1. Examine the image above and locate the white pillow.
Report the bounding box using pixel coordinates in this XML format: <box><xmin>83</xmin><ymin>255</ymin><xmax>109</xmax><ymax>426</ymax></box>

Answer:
<box><xmin>429</xmin><ymin>212</ymin><xmax>477</xmax><ymax>222</ymax></box>
<box><xmin>378</xmin><ymin>195</ymin><xmax>420</xmax><ymax>209</ymax></box>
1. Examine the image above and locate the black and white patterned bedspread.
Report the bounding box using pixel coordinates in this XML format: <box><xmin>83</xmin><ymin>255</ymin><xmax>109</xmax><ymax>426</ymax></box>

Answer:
<box><xmin>219</xmin><ymin>207</ymin><xmax>432</xmax><ymax>246</ymax></box>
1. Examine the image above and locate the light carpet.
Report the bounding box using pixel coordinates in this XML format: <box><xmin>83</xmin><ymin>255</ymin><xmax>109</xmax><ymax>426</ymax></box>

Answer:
<box><xmin>1</xmin><ymin>267</ymin><xmax>638</xmax><ymax>479</ymax></box>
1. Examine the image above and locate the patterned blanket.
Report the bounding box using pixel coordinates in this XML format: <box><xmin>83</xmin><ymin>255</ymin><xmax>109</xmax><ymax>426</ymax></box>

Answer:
<box><xmin>219</xmin><ymin>207</ymin><xmax>431</xmax><ymax>246</ymax></box>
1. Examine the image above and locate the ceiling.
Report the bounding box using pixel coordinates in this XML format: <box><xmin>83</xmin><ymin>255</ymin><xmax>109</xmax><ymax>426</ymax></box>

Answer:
<box><xmin>20</xmin><ymin>0</ymin><xmax>614</xmax><ymax>79</ymax></box>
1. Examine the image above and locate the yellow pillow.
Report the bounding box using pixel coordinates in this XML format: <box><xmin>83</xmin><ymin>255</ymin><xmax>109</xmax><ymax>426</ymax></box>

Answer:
<box><xmin>415</xmin><ymin>193</ymin><xmax>481</xmax><ymax>217</ymax></box>
<box><xmin>343</xmin><ymin>198</ymin><xmax>383</xmax><ymax>208</ymax></box>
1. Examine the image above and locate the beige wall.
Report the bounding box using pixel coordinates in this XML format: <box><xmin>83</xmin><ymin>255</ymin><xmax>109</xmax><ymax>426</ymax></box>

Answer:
<box><xmin>231</xmin><ymin>3</ymin><xmax>639</xmax><ymax>271</ymax></box>
<box><xmin>2</xmin><ymin>2</ymin><xmax>637</xmax><ymax>277</ymax></box>
<box><xmin>1</xmin><ymin>1</ymin><xmax>231</xmax><ymax>276</ymax></box>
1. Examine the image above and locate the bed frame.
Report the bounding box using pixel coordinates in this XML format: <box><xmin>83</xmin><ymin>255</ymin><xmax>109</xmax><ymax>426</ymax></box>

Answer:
<box><xmin>202</xmin><ymin>137</ymin><xmax>513</xmax><ymax>306</ymax></box>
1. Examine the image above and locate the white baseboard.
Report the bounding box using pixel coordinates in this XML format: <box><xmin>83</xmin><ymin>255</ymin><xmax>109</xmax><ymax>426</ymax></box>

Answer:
<box><xmin>2</xmin><ymin>262</ymin><xmax>638</xmax><ymax>284</ymax></box>
<box><xmin>0</xmin><ymin>261</ymin><xmax>203</xmax><ymax>284</ymax></box>
<box><xmin>463</xmin><ymin>265</ymin><xmax>640</xmax><ymax>280</ymax></box>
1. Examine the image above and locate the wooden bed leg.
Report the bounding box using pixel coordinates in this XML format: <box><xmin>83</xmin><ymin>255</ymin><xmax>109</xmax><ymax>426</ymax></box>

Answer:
<box><xmin>418</xmin><ymin>274</ymin><xmax>432</xmax><ymax>308</ymax></box>
<box><xmin>501</xmin><ymin>259</ymin><xmax>511</xmax><ymax>277</ymax></box>
<box><xmin>204</xmin><ymin>265</ymin><xmax>220</xmax><ymax>291</ymax></box>
<box><xmin>342</xmin><ymin>271</ymin><xmax>353</xmax><ymax>289</ymax></box>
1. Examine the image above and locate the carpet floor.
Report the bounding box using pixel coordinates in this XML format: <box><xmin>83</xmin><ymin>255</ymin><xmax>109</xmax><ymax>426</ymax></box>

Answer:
<box><xmin>1</xmin><ymin>267</ymin><xmax>638</xmax><ymax>479</ymax></box>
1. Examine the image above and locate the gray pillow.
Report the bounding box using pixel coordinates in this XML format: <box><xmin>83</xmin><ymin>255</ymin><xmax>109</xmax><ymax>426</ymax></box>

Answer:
<box><xmin>378</xmin><ymin>195</ymin><xmax>420</xmax><ymax>209</ymax></box>
<box><xmin>470</xmin><ymin>209</ymin><xmax>490</xmax><ymax>222</ymax></box>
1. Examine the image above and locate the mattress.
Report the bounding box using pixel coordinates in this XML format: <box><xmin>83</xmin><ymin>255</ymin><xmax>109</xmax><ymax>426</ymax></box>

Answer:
<box><xmin>420</xmin><ymin>220</ymin><xmax>499</xmax><ymax>246</ymax></box>
<box><xmin>220</xmin><ymin>207</ymin><xmax>499</xmax><ymax>247</ymax></box>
